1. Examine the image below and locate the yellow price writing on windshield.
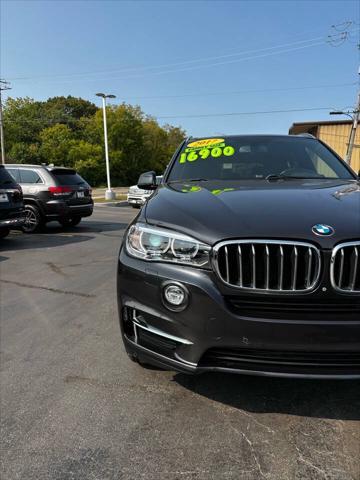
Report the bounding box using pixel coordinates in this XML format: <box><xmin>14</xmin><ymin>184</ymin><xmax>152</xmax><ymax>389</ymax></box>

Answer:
<box><xmin>179</xmin><ymin>145</ymin><xmax>235</xmax><ymax>164</ymax></box>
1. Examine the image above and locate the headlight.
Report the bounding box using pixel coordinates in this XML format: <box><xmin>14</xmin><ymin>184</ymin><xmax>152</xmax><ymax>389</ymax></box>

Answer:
<box><xmin>126</xmin><ymin>223</ymin><xmax>211</xmax><ymax>268</ymax></box>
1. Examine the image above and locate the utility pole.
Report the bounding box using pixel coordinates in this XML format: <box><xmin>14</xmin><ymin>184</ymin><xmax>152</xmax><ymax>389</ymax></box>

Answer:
<box><xmin>95</xmin><ymin>92</ymin><xmax>116</xmax><ymax>200</ymax></box>
<box><xmin>330</xmin><ymin>89</ymin><xmax>360</xmax><ymax>166</ymax></box>
<box><xmin>345</xmin><ymin>92</ymin><xmax>360</xmax><ymax>165</ymax></box>
<box><xmin>0</xmin><ymin>79</ymin><xmax>11</xmax><ymax>165</ymax></box>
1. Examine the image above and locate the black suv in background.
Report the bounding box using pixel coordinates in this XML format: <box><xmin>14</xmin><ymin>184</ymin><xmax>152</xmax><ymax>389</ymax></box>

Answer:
<box><xmin>5</xmin><ymin>165</ymin><xmax>93</xmax><ymax>232</ymax></box>
<box><xmin>0</xmin><ymin>165</ymin><xmax>25</xmax><ymax>238</ymax></box>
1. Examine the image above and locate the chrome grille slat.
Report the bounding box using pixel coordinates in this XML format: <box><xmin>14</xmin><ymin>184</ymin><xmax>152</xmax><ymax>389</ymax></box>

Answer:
<box><xmin>278</xmin><ymin>245</ymin><xmax>284</xmax><ymax>290</ymax></box>
<box><xmin>251</xmin><ymin>244</ymin><xmax>256</xmax><ymax>289</ymax></box>
<box><xmin>237</xmin><ymin>245</ymin><xmax>243</xmax><ymax>287</ymax></box>
<box><xmin>331</xmin><ymin>242</ymin><xmax>360</xmax><ymax>293</ymax></box>
<box><xmin>265</xmin><ymin>245</ymin><xmax>270</xmax><ymax>290</ymax></box>
<box><xmin>224</xmin><ymin>246</ymin><xmax>230</xmax><ymax>283</ymax></box>
<box><xmin>350</xmin><ymin>247</ymin><xmax>359</xmax><ymax>291</ymax></box>
<box><xmin>305</xmin><ymin>247</ymin><xmax>313</xmax><ymax>288</ymax></box>
<box><xmin>291</xmin><ymin>246</ymin><xmax>298</xmax><ymax>290</ymax></box>
<box><xmin>213</xmin><ymin>240</ymin><xmax>321</xmax><ymax>293</ymax></box>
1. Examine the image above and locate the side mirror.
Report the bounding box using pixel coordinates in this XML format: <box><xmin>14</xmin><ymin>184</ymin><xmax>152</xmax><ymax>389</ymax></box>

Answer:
<box><xmin>137</xmin><ymin>171</ymin><xmax>157</xmax><ymax>190</ymax></box>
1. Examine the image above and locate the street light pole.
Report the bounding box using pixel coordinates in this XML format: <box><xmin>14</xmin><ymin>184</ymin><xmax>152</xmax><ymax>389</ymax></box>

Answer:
<box><xmin>96</xmin><ymin>92</ymin><xmax>116</xmax><ymax>200</ymax></box>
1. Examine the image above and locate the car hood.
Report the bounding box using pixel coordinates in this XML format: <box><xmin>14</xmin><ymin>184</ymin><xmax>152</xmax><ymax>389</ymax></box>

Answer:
<box><xmin>144</xmin><ymin>179</ymin><xmax>360</xmax><ymax>247</ymax></box>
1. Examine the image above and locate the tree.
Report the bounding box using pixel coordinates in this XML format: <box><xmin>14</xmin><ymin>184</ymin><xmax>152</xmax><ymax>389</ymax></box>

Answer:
<box><xmin>67</xmin><ymin>141</ymin><xmax>104</xmax><ymax>186</ymax></box>
<box><xmin>40</xmin><ymin>124</ymin><xmax>75</xmax><ymax>166</ymax></box>
<box><xmin>3</xmin><ymin>96</ymin><xmax>186</xmax><ymax>185</ymax></box>
<box><xmin>43</xmin><ymin>96</ymin><xmax>97</xmax><ymax>131</ymax></box>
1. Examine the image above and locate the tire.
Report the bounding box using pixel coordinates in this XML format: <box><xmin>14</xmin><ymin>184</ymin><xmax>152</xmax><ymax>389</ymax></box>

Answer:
<box><xmin>0</xmin><ymin>228</ymin><xmax>10</xmax><ymax>239</ymax></box>
<box><xmin>59</xmin><ymin>216</ymin><xmax>82</xmax><ymax>227</ymax></box>
<box><xmin>132</xmin><ymin>205</ymin><xmax>141</xmax><ymax>209</ymax></box>
<box><xmin>22</xmin><ymin>204</ymin><xmax>43</xmax><ymax>233</ymax></box>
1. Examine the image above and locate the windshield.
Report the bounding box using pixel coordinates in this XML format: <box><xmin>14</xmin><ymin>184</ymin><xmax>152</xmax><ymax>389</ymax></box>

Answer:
<box><xmin>167</xmin><ymin>136</ymin><xmax>354</xmax><ymax>182</ymax></box>
<box><xmin>51</xmin><ymin>170</ymin><xmax>88</xmax><ymax>186</ymax></box>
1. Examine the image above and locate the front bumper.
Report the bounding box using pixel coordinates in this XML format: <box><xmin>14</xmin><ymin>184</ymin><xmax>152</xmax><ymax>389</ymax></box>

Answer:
<box><xmin>127</xmin><ymin>195</ymin><xmax>148</xmax><ymax>206</ymax></box>
<box><xmin>117</xmin><ymin>248</ymin><xmax>360</xmax><ymax>379</ymax></box>
<box><xmin>0</xmin><ymin>211</ymin><xmax>25</xmax><ymax>229</ymax></box>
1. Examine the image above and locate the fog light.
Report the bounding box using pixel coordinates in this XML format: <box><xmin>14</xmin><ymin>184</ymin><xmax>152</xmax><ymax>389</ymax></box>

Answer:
<box><xmin>162</xmin><ymin>283</ymin><xmax>188</xmax><ymax>311</ymax></box>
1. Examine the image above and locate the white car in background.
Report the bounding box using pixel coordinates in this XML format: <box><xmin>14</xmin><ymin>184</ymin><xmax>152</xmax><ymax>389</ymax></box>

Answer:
<box><xmin>127</xmin><ymin>175</ymin><xmax>163</xmax><ymax>208</ymax></box>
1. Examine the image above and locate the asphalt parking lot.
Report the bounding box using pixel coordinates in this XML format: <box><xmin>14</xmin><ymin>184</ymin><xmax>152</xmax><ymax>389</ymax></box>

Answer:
<box><xmin>0</xmin><ymin>204</ymin><xmax>359</xmax><ymax>480</ymax></box>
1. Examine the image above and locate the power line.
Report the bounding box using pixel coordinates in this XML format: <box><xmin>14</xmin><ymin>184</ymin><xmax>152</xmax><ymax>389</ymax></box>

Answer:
<box><xmin>8</xmin><ymin>23</ymin><xmax>358</xmax><ymax>82</ymax></box>
<box><xmin>3</xmin><ymin>107</ymin><xmax>335</xmax><ymax>124</ymax></box>
<box><xmin>7</xmin><ymin>34</ymin><xmax>330</xmax><ymax>81</ymax></box>
<box><xmin>12</xmin><ymin>40</ymin><xmax>331</xmax><ymax>86</ymax></box>
<box><xmin>155</xmin><ymin>107</ymin><xmax>334</xmax><ymax>120</ymax></box>
<box><xmin>122</xmin><ymin>82</ymin><xmax>356</xmax><ymax>100</ymax></box>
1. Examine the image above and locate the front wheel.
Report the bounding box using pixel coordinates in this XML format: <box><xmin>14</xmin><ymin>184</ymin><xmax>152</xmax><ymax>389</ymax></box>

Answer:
<box><xmin>59</xmin><ymin>216</ymin><xmax>82</xmax><ymax>227</ymax></box>
<box><xmin>22</xmin><ymin>205</ymin><xmax>43</xmax><ymax>233</ymax></box>
<box><xmin>0</xmin><ymin>228</ymin><xmax>10</xmax><ymax>239</ymax></box>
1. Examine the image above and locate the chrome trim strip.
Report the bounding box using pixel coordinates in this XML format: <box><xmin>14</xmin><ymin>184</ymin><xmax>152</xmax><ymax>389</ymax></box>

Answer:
<box><xmin>212</xmin><ymin>239</ymin><xmax>321</xmax><ymax>293</ymax></box>
<box><xmin>174</xmin><ymin>353</ymin><xmax>197</xmax><ymax>366</ymax></box>
<box><xmin>331</xmin><ymin>241</ymin><xmax>360</xmax><ymax>293</ymax></box>
<box><xmin>132</xmin><ymin>312</ymin><xmax>193</xmax><ymax>345</ymax></box>
<box><xmin>125</xmin><ymin>337</ymin><xmax>198</xmax><ymax>370</ymax></box>
<box><xmin>69</xmin><ymin>204</ymin><xmax>93</xmax><ymax>209</ymax></box>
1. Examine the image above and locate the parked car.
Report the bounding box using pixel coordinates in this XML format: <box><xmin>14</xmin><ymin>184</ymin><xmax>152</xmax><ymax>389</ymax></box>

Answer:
<box><xmin>127</xmin><ymin>176</ymin><xmax>162</xmax><ymax>208</ymax></box>
<box><xmin>118</xmin><ymin>134</ymin><xmax>360</xmax><ymax>379</ymax></box>
<box><xmin>0</xmin><ymin>165</ymin><xmax>25</xmax><ymax>239</ymax></box>
<box><xmin>5</xmin><ymin>164</ymin><xmax>93</xmax><ymax>233</ymax></box>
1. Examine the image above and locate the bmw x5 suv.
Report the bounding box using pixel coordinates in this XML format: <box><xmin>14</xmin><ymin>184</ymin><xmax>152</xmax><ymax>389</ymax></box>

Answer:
<box><xmin>5</xmin><ymin>165</ymin><xmax>93</xmax><ymax>232</ymax></box>
<box><xmin>118</xmin><ymin>135</ymin><xmax>360</xmax><ymax>379</ymax></box>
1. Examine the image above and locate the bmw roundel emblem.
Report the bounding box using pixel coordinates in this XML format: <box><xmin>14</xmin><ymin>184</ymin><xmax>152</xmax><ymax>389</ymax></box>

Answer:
<box><xmin>312</xmin><ymin>224</ymin><xmax>335</xmax><ymax>236</ymax></box>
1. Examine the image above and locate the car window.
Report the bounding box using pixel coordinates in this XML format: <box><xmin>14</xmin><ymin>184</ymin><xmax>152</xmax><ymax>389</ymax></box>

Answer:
<box><xmin>305</xmin><ymin>146</ymin><xmax>338</xmax><ymax>178</ymax></box>
<box><xmin>19</xmin><ymin>169</ymin><xmax>43</xmax><ymax>184</ymax></box>
<box><xmin>6</xmin><ymin>168</ymin><xmax>20</xmax><ymax>183</ymax></box>
<box><xmin>167</xmin><ymin>136</ymin><xmax>354</xmax><ymax>182</ymax></box>
<box><xmin>0</xmin><ymin>167</ymin><xmax>16</xmax><ymax>186</ymax></box>
<box><xmin>51</xmin><ymin>170</ymin><xmax>87</xmax><ymax>186</ymax></box>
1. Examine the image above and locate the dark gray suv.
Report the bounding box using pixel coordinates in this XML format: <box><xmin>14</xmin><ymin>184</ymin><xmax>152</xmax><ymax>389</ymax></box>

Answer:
<box><xmin>5</xmin><ymin>165</ymin><xmax>93</xmax><ymax>233</ymax></box>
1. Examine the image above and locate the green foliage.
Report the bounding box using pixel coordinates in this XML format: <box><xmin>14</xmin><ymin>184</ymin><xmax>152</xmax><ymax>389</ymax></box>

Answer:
<box><xmin>40</xmin><ymin>124</ymin><xmax>75</xmax><ymax>166</ymax></box>
<box><xmin>3</xmin><ymin>96</ymin><xmax>186</xmax><ymax>186</ymax></box>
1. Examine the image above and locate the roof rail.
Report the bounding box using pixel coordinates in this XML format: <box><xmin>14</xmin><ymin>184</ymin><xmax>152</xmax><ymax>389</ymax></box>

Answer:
<box><xmin>296</xmin><ymin>133</ymin><xmax>316</xmax><ymax>139</ymax></box>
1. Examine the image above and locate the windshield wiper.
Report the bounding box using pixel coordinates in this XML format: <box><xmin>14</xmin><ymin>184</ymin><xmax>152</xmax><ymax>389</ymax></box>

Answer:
<box><xmin>168</xmin><ymin>178</ymin><xmax>209</xmax><ymax>184</ymax></box>
<box><xmin>266</xmin><ymin>174</ymin><xmax>322</xmax><ymax>181</ymax></box>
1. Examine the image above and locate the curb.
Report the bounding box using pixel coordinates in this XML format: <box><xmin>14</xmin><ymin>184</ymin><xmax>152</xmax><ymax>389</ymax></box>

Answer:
<box><xmin>94</xmin><ymin>201</ymin><xmax>129</xmax><ymax>207</ymax></box>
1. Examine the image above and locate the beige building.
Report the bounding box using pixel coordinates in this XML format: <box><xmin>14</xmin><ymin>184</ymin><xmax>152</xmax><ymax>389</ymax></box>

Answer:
<box><xmin>289</xmin><ymin>120</ymin><xmax>360</xmax><ymax>174</ymax></box>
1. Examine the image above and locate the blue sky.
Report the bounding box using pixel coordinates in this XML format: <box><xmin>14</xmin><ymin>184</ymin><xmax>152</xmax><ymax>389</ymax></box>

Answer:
<box><xmin>1</xmin><ymin>0</ymin><xmax>359</xmax><ymax>136</ymax></box>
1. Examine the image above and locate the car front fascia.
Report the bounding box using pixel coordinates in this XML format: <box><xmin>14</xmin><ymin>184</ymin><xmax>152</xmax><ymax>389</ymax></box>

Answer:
<box><xmin>117</xmin><ymin>241</ymin><xmax>360</xmax><ymax>380</ymax></box>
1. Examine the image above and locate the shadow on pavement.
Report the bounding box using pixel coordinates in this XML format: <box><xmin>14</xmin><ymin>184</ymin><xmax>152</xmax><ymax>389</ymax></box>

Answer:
<box><xmin>174</xmin><ymin>372</ymin><xmax>360</xmax><ymax>421</ymax></box>
<box><xmin>45</xmin><ymin>220</ymin><xmax>129</xmax><ymax>234</ymax></box>
<box><xmin>0</xmin><ymin>231</ymin><xmax>94</xmax><ymax>252</ymax></box>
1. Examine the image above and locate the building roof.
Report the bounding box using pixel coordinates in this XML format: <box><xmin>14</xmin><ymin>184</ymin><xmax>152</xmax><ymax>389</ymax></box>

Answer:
<box><xmin>289</xmin><ymin>119</ymin><xmax>352</xmax><ymax>135</ymax></box>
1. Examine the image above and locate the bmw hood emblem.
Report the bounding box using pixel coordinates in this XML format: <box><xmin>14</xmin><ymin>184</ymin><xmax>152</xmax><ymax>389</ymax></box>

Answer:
<box><xmin>312</xmin><ymin>224</ymin><xmax>335</xmax><ymax>236</ymax></box>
